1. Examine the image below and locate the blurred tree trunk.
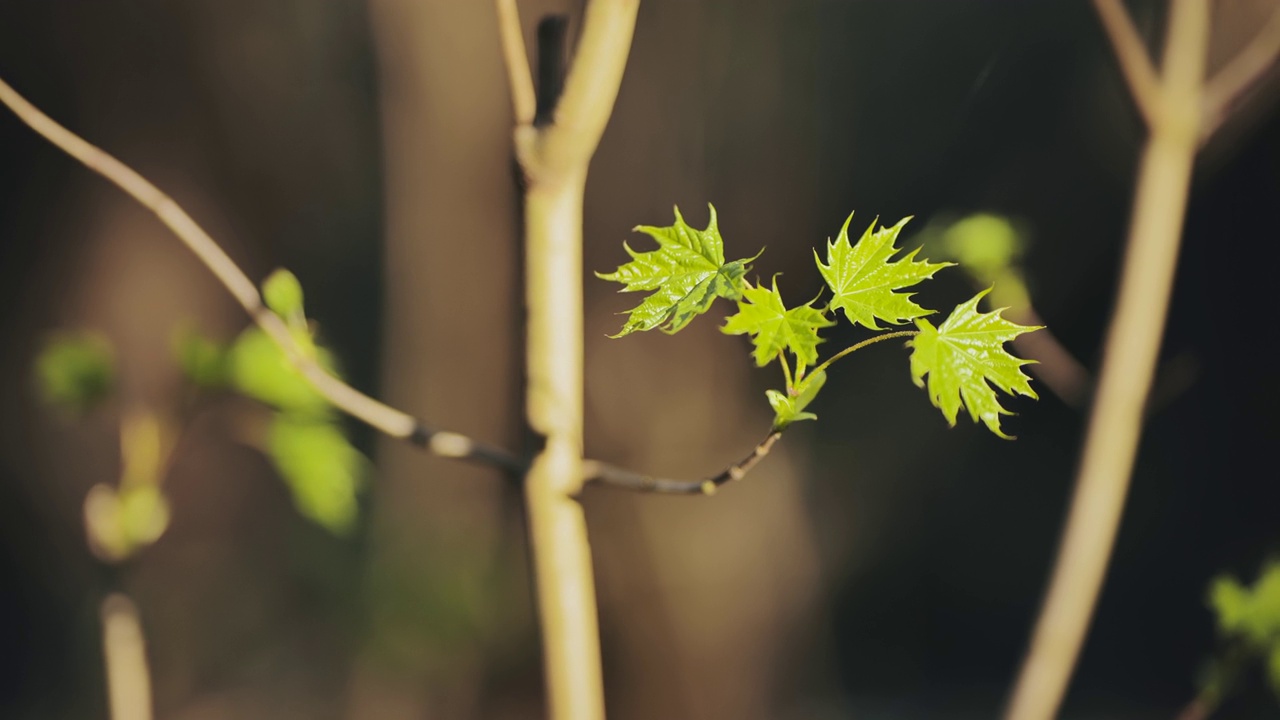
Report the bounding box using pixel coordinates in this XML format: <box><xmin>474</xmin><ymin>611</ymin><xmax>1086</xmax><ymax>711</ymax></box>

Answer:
<box><xmin>350</xmin><ymin>2</ymin><xmax>527</xmax><ymax>718</ymax></box>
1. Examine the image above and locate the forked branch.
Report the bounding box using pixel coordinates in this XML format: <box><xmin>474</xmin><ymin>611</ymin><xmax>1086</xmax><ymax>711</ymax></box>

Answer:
<box><xmin>1092</xmin><ymin>0</ymin><xmax>1162</xmax><ymax>128</ymax></box>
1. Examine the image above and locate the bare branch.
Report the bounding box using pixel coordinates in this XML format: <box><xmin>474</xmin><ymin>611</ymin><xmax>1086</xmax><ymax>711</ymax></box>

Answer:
<box><xmin>1093</xmin><ymin>0</ymin><xmax>1163</xmax><ymax>129</ymax></box>
<box><xmin>523</xmin><ymin>0</ymin><xmax>639</xmax><ymax>176</ymax></box>
<box><xmin>0</xmin><ymin>76</ymin><xmax>523</xmax><ymax>475</ymax></box>
<box><xmin>584</xmin><ymin>432</ymin><xmax>783</xmax><ymax>495</ymax></box>
<box><xmin>496</xmin><ymin>0</ymin><xmax>537</xmax><ymax>126</ymax></box>
<box><xmin>1004</xmin><ymin>1</ymin><xmax>1210</xmax><ymax>718</ymax></box>
<box><xmin>1201</xmin><ymin>1</ymin><xmax>1280</xmax><ymax>141</ymax></box>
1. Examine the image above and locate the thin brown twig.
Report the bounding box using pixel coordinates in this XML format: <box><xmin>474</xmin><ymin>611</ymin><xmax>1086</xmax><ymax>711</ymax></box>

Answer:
<box><xmin>584</xmin><ymin>431</ymin><xmax>783</xmax><ymax>495</ymax></box>
<box><xmin>496</xmin><ymin>0</ymin><xmax>537</xmax><ymax>126</ymax></box>
<box><xmin>1201</xmin><ymin>0</ymin><xmax>1280</xmax><ymax>141</ymax></box>
<box><xmin>1093</xmin><ymin>0</ymin><xmax>1163</xmax><ymax>129</ymax></box>
<box><xmin>0</xmin><ymin>76</ymin><xmax>524</xmax><ymax>476</ymax></box>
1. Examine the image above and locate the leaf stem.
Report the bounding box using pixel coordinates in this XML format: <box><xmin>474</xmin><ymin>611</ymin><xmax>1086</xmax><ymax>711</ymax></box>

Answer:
<box><xmin>810</xmin><ymin>329</ymin><xmax>918</xmax><ymax>378</ymax></box>
<box><xmin>778</xmin><ymin>351</ymin><xmax>794</xmax><ymax>392</ymax></box>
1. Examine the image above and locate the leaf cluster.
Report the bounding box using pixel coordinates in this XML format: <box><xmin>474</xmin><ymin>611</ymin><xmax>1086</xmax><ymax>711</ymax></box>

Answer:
<box><xmin>1200</xmin><ymin>563</ymin><xmax>1280</xmax><ymax>705</ymax></box>
<box><xmin>598</xmin><ymin>205</ymin><xmax>1042</xmax><ymax>435</ymax></box>
<box><xmin>34</xmin><ymin>269</ymin><xmax>366</xmax><ymax>538</ymax></box>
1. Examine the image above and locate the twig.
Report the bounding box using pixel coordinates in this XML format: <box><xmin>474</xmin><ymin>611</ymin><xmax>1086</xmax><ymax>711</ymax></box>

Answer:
<box><xmin>0</xmin><ymin>76</ymin><xmax>524</xmax><ymax>476</ymax></box>
<box><xmin>584</xmin><ymin>432</ymin><xmax>783</xmax><ymax>495</ymax></box>
<box><xmin>101</xmin><ymin>593</ymin><xmax>152</xmax><ymax>720</ymax></box>
<box><xmin>810</xmin><ymin>330</ymin><xmax>917</xmax><ymax>378</ymax></box>
<box><xmin>1201</xmin><ymin>0</ymin><xmax>1280</xmax><ymax>141</ymax></box>
<box><xmin>1004</xmin><ymin>1</ymin><xmax>1209</xmax><ymax>718</ymax></box>
<box><xmin>1092</xmin><ymin>0</ymin><xmax>1162</xmax><ymax>129</ymax></box>
<box><xmin>496</xmin><ymin>0</ymin><xmax>537</xmax><ymax>126</ymax></box>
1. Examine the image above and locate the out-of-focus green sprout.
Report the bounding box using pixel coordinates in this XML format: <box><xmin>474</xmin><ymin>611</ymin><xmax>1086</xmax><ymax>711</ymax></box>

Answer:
<box><xmin>227</xmin><ymin>326</ymin><xmax>335</xmax><ymax>416</ymax></box>
<box><xmin>268</xmin><ymin>414</ymin><xmax>366</xmax><ymax>534</ymax></box>
<box><xmin>35</xmin><ymin>331</ymin><xmax>115</xmax><ymax>412</ymax></box>
<box><xmin>1193</xmin><ymin>562</ymin><xmax>1280</xmax><ymax>713</ymax></box>
<box><xmin>262</xmin><ymin>267</ymin><xmax>305</xmax><ymax>320</ymax></box>
<box><xmin>927</xmin><ymin>213</ymin><xmax>1031</xmax><ymax>311</ymax></box>
<box><xmin>85</xmin><ymin>409</ymin><xmax>172</xmax><ymax>562</ymax></box>
<box><xmin>173</xmin><ymin>324</ymin><xmax>228</xmax><ymax>389</ymax></box>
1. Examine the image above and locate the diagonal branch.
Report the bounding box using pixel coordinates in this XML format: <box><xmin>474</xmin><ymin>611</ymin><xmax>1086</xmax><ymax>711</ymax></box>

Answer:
<box><xmin>1093</xmin><ymin>0</ymin><xmax>1163</xmax><ymax>129</ymax></box>
<box><xmin>1201</xmin><ymin>1</ymin><xmax>1280</xmax><ymax>141</ymax></box>
<box><xmin>0</xmin><ymin>76</ymin><xmax>524</xmax><ymax>476</ymax></box>
<box><xmin>584</xmin><ymin>431</ymin><xmax>783</xmax><ymax>495</ymax></box>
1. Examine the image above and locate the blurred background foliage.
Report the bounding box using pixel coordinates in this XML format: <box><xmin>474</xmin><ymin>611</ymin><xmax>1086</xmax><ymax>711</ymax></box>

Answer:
<box><xmin>2</xmin><ymin>1</ymin><xmax>1280</xmax><ymax>718</ymax></box>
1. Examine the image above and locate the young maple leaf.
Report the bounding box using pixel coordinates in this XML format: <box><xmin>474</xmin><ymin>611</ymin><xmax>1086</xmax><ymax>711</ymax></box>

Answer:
<box><xmin>908</xmin><ymin>288</ymin><xmax>1041</xmax><ymax>438</ymax></box>
<box><xmin>721</xmin><ymin>278</ymin><xmax>834</xmax><ymax>367</ymax></box>
<box><xmin>816</xmin><ymin>214</ymin><xmax>952</xmax><ymax>330</ymax></box>
<box><xmin>597</xmin><ymin>204</ymin><xmax>757</xmax><ymax>337</ymax></box>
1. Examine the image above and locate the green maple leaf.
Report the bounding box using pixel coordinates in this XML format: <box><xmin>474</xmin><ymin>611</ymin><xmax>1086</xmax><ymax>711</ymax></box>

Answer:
<box><xmin>721</xmin><ymin>278</ymin><xmax>833</xmax><ymax>367</ymax></box>
<box><xmin>908</xmin><ymin>288</ymin><xmax>1040</xmax><ymax>438</ymax></box>
<box><xmin>597</xmin><ymin>204</ymin><xmax>756</xmax><ymax>336</ymax></box>
<box><xmin>816</xmin><ymin>214</ymin><xmax>952</xmax><ymax>330</ymax></box>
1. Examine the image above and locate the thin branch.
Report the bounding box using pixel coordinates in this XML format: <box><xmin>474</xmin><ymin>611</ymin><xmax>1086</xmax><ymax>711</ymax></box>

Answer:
<box><xmin>1004</xmin><ymin>1</ymin><xmax>1209</xmax><ymax>718</ymax></box>
<box><xmin>496</xmin><ymin>0</ymin><xmax>537</xmax><ymax>126</ymax></box>
<box><xmin>101</xmin><ymin>593</ymin><xmax>152</xmax><ymax>720</ymax></box>
<box><xmin>1093</xmin><ymin>0</ymin><xmax>1163</xmax><ymax>129</ymax></box>
<box><xmin>0</xmin><ymin>76</ymin><xmax>524</xmax><ymax>476</ymax></box>
<box><xmin>584</xmin><ymin>431</ymin><xmax>783</xmax><ymax>495</ymax></box>
<box><xmin>809</xmin><ymin>330</ymin><xmax>918</xmax><ymax>378</ymax></box>
<box><xmin>1201</xmin><ymin>0</ymin><xmax>1280</xmax><ymax>141</ymax></box>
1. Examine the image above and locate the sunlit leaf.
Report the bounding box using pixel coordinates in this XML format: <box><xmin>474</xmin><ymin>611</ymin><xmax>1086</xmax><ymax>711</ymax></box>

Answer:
<box><xmin>816</xmin><ymin>214</ymin><xmax>951</xmax><ymax>330</ymax></box>
<box><xmin>721</xmin><ymin>278</ymin><xmax>833</xmax><ymax>367</ymax></box>
<box><xmin>908</xmin><ymin>288</ymin><xmax>1040</xmax><ymax>438</ymax></box>
<box><xmin>597</xmin><ymin>204</ymin><xmax>757</xmax><ymax>336</ymax></box>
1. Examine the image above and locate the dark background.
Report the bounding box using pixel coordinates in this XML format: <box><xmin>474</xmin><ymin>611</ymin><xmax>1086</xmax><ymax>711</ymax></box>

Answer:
<box><xmin>2</xmin><ymin>1</ymin><xmax>1278</xmax><ymax>718</ymax></box>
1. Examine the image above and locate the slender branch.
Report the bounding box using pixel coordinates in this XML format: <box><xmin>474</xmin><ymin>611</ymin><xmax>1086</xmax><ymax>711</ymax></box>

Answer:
<box><xmin>1201</xmin><ymin>1</ymin><xmax>1280</xmax><ymax>141</ymax></box>
<box><xmin>101</xmin><ymin>593</ymin><xmax>153</xmax><ymax>720</ymax></box>
<box><xmin>0</xmin><ymin>76</ymin><xmax>524</xmax><ymax>476</ymax></box>
<box><xmin>1092</xmin><ymin>0</ymin><xmax>1163</xmax><ymax>129</ymax></box>
<box><xmin>810</xmin><ymin>330</ymin><xmax>917</xmax><ymax>378</ymax></box>
<box><xmin>778</xmin><ymin>351</ymin><xmax>794</xmax><ymax>391</ymax></box>
<box><xmin>1004</xmin><ymin>1</ymin><xmax>1208</xmax><ymax>718</ymax></box>
<box><xmin>496</xmin><ymin>0</ymin><xmax>537</xmax><ymax>126</ymax></box>
<box><xmin>585</xmin><ymin>431</ymin><xmax>783</xmax><ymax>495</ymax></box>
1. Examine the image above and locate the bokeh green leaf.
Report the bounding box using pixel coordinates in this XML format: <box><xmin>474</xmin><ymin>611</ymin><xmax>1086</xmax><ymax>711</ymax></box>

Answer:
<box><xmin>34</xmin><ymin>331</ymin><xmax>115</xmax><ymax>412</ymax></box>
<box><xmin>172</xmin><ymin>325</ymin><xmax>228</xmax><ymax>389</ymax></box>
<box><xmin>267</xmin><ymin>414</ymin><xmax>365</xmax><ymax>534</ymax></box>
<box><xmin>262</xmin><ymin>268</ymin><xmax>305</xmax><ymax>319</ymax></box>
<box><xmin>227</xmin><ymin>326</ymin><xmax>335</xmax><ymax>416</ymax></box>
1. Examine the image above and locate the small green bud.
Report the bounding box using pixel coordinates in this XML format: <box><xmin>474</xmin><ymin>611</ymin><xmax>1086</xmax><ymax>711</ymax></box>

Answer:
<box><xmin>263</xmin><ymin>268</ymin><xmax>305</xmax><ymax>319</ymax></box>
